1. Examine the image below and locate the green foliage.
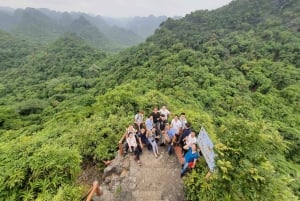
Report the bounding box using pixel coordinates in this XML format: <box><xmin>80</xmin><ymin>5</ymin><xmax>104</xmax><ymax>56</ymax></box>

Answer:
<box><xmin>0</xmin><ymin>0</ymin><xmax>299</xmax><ymax>200</ymax></box>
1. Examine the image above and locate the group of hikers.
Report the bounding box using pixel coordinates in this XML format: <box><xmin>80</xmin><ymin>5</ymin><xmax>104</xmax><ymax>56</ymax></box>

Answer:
<box><xmin>119</xmin><ymin>106</ymin><xmax>200</xmax><ymax>177</ymax></box>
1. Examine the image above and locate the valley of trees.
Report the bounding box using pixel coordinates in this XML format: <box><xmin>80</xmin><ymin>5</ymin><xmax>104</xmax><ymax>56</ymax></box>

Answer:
<box><xmin>0</xmin><ymin>0</ymin><xmax>299</xmax><ymax>200</ymax></box>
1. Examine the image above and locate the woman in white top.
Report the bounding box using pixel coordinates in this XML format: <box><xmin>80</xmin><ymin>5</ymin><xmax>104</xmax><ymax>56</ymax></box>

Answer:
<box><xmin>126</xmin><ymin>132</ymin><xmax>142</xmax><ymax>165</ymax></box>
<box><xmin>126</xmin><ymin>125</ymin><xmax>137</xmax><ymax>135</ymax></box>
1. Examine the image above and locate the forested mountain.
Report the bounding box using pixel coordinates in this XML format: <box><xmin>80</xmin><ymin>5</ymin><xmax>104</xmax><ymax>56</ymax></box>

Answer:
<box><xmin>0</xmin><ymin>7</ymin><xmax>168</xmax><ymax>51</ymax></box>
<box><xmin>103</xmin><ymin>15</ymin><xmax>168</xmax><ymax>38</ymax></box>
<box><xmin>0</xmin><ymin>0</ymin><xmax>299</xmax><ymax>200</ymax></box>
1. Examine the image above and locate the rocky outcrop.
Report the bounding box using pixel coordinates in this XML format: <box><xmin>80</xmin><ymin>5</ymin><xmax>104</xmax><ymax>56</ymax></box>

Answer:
<box><xmin>95</xmin><ymin>146</ymin><xmax>185</xmax><ymax>201</ymax></box>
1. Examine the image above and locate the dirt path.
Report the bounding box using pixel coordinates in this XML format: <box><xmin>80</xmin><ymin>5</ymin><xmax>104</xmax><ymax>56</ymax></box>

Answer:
<box><xmin>96</xmin><ymin>145</ymin><xmax>185</xmax><ymax>201</ymax></box>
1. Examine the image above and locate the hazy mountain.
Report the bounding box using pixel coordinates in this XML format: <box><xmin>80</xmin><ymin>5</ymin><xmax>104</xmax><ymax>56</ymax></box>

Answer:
<box><xmin>81</xmin><ymin>14</ymin><xmax>144</xmax><ymax>46</ymax></box>
<box><xmin>103</xmin><ymin>15</ymin><xmax>168</xmax><ymax>38</ymax></box>
<box><xmin>0</xmin><ymin>7</ymin><xmax>165</xmax><ymax>51</ymax></box>
<box><xmin>66</xmin><ymin>16</ymin><xmax>115</xmax><ymax>50</ymax></box>
<box><xmin>12</xmin><ymin>8</ymin><xmax>63</xmax><ymax>43</ymax></box>
<box><xmin>0</xmin><ymin>6</ymin><xmax>14</xmax><ymax>14</ymax></box>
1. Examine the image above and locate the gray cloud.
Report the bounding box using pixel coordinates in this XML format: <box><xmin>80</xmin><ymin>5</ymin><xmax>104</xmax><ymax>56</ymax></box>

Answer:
<box><xmin>0</xmin><ymin>0</ymin><xmax>232</xmax><ymax>17</ymax></box>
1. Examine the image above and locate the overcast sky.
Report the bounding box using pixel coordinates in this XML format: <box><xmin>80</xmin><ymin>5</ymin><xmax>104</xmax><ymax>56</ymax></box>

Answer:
<box><xmin>0</xmin><ymin>0</ymin><xmax>232</xmax><ymax>17</ymax></box>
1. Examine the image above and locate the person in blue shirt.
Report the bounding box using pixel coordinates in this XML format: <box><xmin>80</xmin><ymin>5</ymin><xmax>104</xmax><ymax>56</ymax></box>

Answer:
<box><xmin>145</xmin><ymin>115</ymin><xmax>153</xmax><ymax>132</ymax></box>
<box><xmin>181</xmin><ymin>143</ymin><xmax>199</xmax><ymax>177</ymax></box>
<box><xmin>162</xmin><ymin>124</ymin><xmax>176</xmax><ymax>155</ymax></box>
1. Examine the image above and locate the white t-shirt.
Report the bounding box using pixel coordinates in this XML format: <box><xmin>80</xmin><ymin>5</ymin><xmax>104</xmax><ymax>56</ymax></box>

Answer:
<box><xmin>127</xmin><ymin>135</ymin><xmax>137</xmax><ymax>147</ymax></box>
<box><xmin>135</xmin><ymin>113</ymin><xmax>143</xmax><ymax>123</ymax></box>
<box><xmin>171</xmin><ymin>119</ymin><xmax>182</xmax><ymax>134</ymax></box>
<box><xmin>186</xmin><ymin>135</ymin><xmax>197</xmax><ymax>147</ymax></box>
<box><xmin>159</xmin><ymin>109</ymin><xmax>170</xmax><ymax>119</ymax></box>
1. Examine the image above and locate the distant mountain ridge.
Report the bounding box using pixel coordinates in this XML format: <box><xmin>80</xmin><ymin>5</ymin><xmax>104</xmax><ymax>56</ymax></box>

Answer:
<box><xmin>0</xmin><ymin>7</ymin><xmax>169</xmax><ymax>51</ymax></box>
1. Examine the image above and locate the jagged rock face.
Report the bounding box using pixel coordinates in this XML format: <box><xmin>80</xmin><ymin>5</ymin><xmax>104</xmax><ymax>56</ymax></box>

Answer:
<box><xmin>95</xmin><ymin>147</ymin><xmax>184</xmax><ymax>201</ymax></box>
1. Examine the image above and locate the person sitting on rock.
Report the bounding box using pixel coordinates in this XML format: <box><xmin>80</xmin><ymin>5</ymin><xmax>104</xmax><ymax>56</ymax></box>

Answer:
<box><xmin>126</xmin><ymin>132</ymin><xmax>142</xmax><ymax>165</ymax></box>
<box><xmin>147</xmin><ymin>128</ymin><xmax>159</xmax><ymax>158</ymax></box>
<box><xmin>120</xmin><ymin>125</ymin><xmax>138</xmax><ymax>155</ymax></box>
<box><xmin>183</xmin><ymin>131</ymin><xmax>197</xmax><ymax>154</ymax></box>
<box><xmin>163</xmin><ymin>124</ymin><xmax>176</xmax><ymax>155</ymax></box>
<box><xmin>138</xmin><ymin>127</ymin><xmax>152</xmax><ymax>150</ymax></box>
<box><xmin>126</xmin><ymin>124</ymin><xmax>137</xmax><ymax>135</ymax></box>
<box><xmin>181</xmin><ymin>143</ymin><xmax>199</xmax><ymax>177</ymax></box>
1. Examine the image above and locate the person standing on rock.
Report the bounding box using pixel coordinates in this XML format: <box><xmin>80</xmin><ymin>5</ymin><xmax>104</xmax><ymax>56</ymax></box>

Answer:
<box><xmin>159</xmin><ymin>105</ymin><xmax>171</xmax><ymax>120</ymax></box>
<box><xmin>150</xmin><ymin>107</ymin><xmax>161</xmax><ymax>136</ymax></box>
<box><xmin>127</xmin><ymin>132</ymin><xmax>142</xmax><ymax>165</ymax></box>
<box><xmin>158</xmin><ymin>114</ymin><xmax>168</xmax><ymax>144</ymax></box>
<box><xmin>171</xmin><ymin>115</ymin><xmax>182</xmax><ymax>135</ymax></box>
<box><xmin>181</xmin><ymin>143</ymin><xmax>199</xmax><ymax>177</ymax></box>
<box><xmin>134</xmin><ymin>110</ymin><xmax>144</xmax><ymax>131</ymax></box>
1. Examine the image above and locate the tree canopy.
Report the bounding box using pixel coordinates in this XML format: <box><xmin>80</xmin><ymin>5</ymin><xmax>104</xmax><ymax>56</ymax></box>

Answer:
<box><xmin>0</xmin><ymin>0</ymin><xmax>299</xmax><ymax>200</ymax></box>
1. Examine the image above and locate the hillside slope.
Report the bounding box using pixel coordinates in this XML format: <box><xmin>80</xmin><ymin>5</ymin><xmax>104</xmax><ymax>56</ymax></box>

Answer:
<box><xmin>0</xmin><ymin>0</ymin><xmax>299</xmax><ymax>200</ymax></box>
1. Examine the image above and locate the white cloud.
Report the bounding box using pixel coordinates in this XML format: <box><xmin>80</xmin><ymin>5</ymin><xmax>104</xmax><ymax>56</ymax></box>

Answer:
<box><xmin>0</xmin><ymin>0</ymin><xmax>232</xmax><ymax>17</ymax></box>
